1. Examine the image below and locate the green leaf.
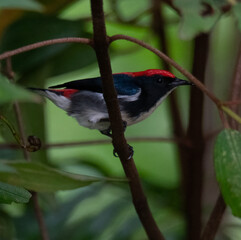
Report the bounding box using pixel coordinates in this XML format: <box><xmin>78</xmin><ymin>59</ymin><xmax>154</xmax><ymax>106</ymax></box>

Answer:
<box><xmin>174</xmin><ymin>0</ymin><xmax>220</xmax><ymax>39</ymax></box>
<box><xmin>0</xmin><ymin>74</ymin><xmax>40</xmax><ymax>103</ymax></box>
<box><xmin>214</xmin><ymin>129</ymin><xmax>241</xmax><ymax>217</ymax></box>
<box><xmin>0</xmin><ymin>162</ymin><xmax>16</xmax><ymax>173</ymax></box>
<box><xmin>0</xmin><ymin>161</ymin><xmax>124</xmax><ymax>192</ymax></box>
<box><xmin>0</xmin><ymin>181</ymin><xmax>31</xmax><ymax>204</ymax></box>
<box><xmin>0</xmin><ymin>0</ymin><xmax>43</xmax><ymax>11</ymax></box>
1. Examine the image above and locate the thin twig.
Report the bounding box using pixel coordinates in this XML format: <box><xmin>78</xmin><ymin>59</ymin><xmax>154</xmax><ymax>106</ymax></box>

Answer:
<box><xmin>0</xmin><ymin>136</ymin><xmax>189</xmax><ymax>150</ymax></box>
<box><xmin>0</xmin><ymin>114</ymin><xmax>22</xmax><ymax>146</ymax></box>
<box><xmin>90</xmin><ymin>1</ymin><xmax>165</xmax><ymax>239</ymax></box>
<box><xmin>201</xmin><ymin>194</ymin><xmax>226</xmax><ymax>240</ymax></box>
<box><xmin>0</xmin><ymin>38</ymin><xmax>92</xmax><ymax>60</ymax></box>
<box><xmin>32</xmin><ymin>192</ymin><xmax>49</xmax><ymax>240</ymax></box>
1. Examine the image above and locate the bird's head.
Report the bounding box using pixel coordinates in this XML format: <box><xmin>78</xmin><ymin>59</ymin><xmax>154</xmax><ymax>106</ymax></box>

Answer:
<box><xmin>125</xmin><ymin>69</ymin><xmax>193</xmax><ymax>97</ymax></box>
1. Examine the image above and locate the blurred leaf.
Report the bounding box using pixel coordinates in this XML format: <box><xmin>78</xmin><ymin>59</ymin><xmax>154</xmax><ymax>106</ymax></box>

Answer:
<box><xmin>49</xmin><ymin>43</ymin><xmax>96</xmax><ymax>77</ymax></box>
<box><xmin>0</xmin><ymin>0</ymin><xmax>43</xmax><ymax>11</ymax></box>
<box><xmin>233</xmin><ymin>3</ymin><xmax>241</xmax><ymax>31</ymax></box>
<box><xmin>174</xmin><ymin>0</ymin><xmax>220</xmax><ymax>39</ymax></box>
<box><xmin>0</xmin><ymin>14</ymin><xmax>92</xmax><ymax>75</ymax></box>
<box><xmin>0</xmin><ymin>74</ymin><xmax>39</xmax><ymax>103</ymax></box>
<box><xmin>0</xmin><ymin>161</ymin><xmax>125</xmax><ymax>192</ymax></box>
<box><xmin>0</xmin><ymin>162</ymin><xmax>16</xmax><ymax>173</ymax></box>
<box><xmin>214</xmin><ymin>129</ymin><xmax>241</xmax><ymax>217</ymax></box>
<box><xmin>0</xmin><ymin>181</ymin><xmax>31</xmax><ymax>204</ymax></box>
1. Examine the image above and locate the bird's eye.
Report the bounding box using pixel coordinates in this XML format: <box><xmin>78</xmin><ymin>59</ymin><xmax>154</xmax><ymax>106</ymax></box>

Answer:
<box><xmin>157</xmin><ymin>78</ymin><xmax>163</xmax><ymax>83</ymax></box>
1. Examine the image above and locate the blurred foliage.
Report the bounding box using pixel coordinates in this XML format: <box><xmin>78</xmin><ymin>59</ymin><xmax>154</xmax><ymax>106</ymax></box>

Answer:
<box><xmin>0</xmin><ymin>0</ymin><xmax>241</xmax><ymax>240</ymax></box>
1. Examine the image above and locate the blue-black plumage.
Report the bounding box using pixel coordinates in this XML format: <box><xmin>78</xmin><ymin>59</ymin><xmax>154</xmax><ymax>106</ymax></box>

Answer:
<box><xmin>29</xmin><ymin>69</ymin><xmax>192</xmax><ymax>137</ymax></box>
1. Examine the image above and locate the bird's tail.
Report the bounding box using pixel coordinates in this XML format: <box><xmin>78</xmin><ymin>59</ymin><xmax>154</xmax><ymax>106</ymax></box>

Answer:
<box><xmin>28</xmin><ymin>87</ymin><xmax>71</xmax><ymax>111</ymax></box>
<box><xmin>28</xmin><ymin>87</ymin><xmax>49</xmax><ymax>97</ymax></box>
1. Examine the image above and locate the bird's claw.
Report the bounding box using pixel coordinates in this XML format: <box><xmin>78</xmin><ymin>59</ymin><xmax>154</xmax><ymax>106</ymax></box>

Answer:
<box><xmin>113</xmin><ymin>144</ymin><xmax>134</xmax><ymax>160</ymax></box>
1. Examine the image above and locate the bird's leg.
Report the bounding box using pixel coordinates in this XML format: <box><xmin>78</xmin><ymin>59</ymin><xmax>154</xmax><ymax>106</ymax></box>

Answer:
<box><xmin>100</xmin><ymin>121</ymin><xmax>133</xmax><ymax>159</ymax></box>
<box><xmin>100</xmin><ymin>128</ymin><xmax>112</xmax><ymax>138</ymax></box>
<box><xmin>122</xmin><ymin>120</ymin><xmax>127</xmax><ymax>132</ymax></box>
<box><xmin>113</xmin><ymin>144</ymin><xmax>134</xmax><ymax>160</ymax></box>
<box><xmin>113</xmin><ymin>120</ymin><xmax>134</xmax><ymax>159</ymax></box>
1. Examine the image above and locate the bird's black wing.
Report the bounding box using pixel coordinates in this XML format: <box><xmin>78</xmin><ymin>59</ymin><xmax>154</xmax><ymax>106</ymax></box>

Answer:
<box><xmin>49</xmin><ymin>77</ymin><xmax>103</xmax><ymax>93</ymax></box>
<box><xmin>49</xmin><ymin>74</ymin><xmax>140</xmax><ymax>95</ymax></box>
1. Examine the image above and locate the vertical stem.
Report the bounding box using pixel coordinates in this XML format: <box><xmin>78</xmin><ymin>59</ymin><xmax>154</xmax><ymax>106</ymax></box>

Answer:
<box><xmin>90</xmin><ymin>1</ymin><xmax>165</xmax><ymax>239</ymax></box>
<box><xmin>186</xmin><ymin>33</ymin><xmax>209</xmax><ymax>240</ymax></box>
<box><xmin>201</xmin><ymin>194</ymin><xmax>226</xmax><ymax>240</ymax></box>
<box><xmin>151</xmin><ymin>0</ymin><xmax>188</xmax><ymax>197</ymax></box>
<box><xmin>228</xmin><ymin>44</ymin><xmax>241</xmax><ymax>130</ymax></box>
<box><xmin>14</xmin><ymin>103</ymin><xmax>49</xmax><ymax>240</ymax></box>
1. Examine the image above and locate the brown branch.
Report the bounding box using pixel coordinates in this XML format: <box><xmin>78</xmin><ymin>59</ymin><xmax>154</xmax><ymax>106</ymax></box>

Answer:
<box><xmin>0</xmin><ymin>136</ymin><xmax>190</xmax><ymax>150</ymax></box>
<box><xmin>90</xmin><ymin>1</ymin><xmax>165</xmax><ymax>239</ymax></box>
<box><xmin>110</xmin><ymin>34</ymin><xmax>221</xmax><ymax>106</ymax></box>
<box><xmin>151</xmin><ymin>0</ymin><xmax>188</xmax><ymax>205</ymax></box>
<box><xmin>32</xmin><ymin>192</ymin><xmax>49</xmax><ymax>240</ymax></box>
<box><xmin>4</xmin><ymin>59</ymin><xmax>49</xmax><ymax>240</ymax></box>
<box><xmin>228</xmin><ymin>44</ymin><xmax>241</xmax><ymax>130</ymax></box>
<box><xmin>0</xmin><ymin>38</ymin><xmax>92</xmax><ymax>61</ymax></box>
<box><xmin>201</xmin><ymin>194</ymin><xmax>226</xmax><ymax>240</ymax></box>
<box><xmin>185</xmin><ymin>33</ymin><xmax>209</xmax><ymax>240</ymax></box>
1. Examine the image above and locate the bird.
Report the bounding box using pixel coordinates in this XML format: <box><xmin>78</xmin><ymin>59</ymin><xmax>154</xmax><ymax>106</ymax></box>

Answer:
<box><xmin>29</xmin><ymin>69</ymin><xmax>192</xmax><ymax>157</ymax></box>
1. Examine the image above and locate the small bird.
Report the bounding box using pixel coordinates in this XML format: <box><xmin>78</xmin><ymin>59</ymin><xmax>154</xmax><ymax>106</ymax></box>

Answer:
<box><xmin>30</xmin><ymin>69</ymin><xmax>192</xmax><ymax>137</ymax></box>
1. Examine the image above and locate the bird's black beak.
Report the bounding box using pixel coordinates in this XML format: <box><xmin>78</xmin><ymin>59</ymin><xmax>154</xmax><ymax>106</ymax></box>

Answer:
<box><xmin>170</xmin><ymin>78</ymin><xmax>194</xmax><ymax>87</ymax></box>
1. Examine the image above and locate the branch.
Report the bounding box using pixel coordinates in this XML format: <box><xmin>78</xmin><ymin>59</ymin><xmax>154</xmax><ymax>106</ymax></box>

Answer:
<box><xmin>90</xmin><ymin>1</ymin><xmax>165</xmax><ymax>239</ymax></box>
<box><xmin>228</xmin><ymin>44</ymin><xmax>241</xmax><ymax>128</ymax></box>
<box><xmin>0</xmin><ymin>136</ymin><xmax>190</xmax><ymax>150</ymax></box>
<box><xmin>201</xmin><ymin>194</ymin><xmax>226</xmax><ymax>240</ymax></box>
<box><xmin>0</xmin><ymin>38</ymin><xmax>92</xmax><ymax>60</ymax></box>
<box><xmin>185</xmin><ymin>33</ymin><xmax>209</xmax><ymax>240</ymax></box>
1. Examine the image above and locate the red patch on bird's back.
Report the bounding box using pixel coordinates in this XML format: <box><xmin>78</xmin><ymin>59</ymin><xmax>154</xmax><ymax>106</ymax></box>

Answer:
<box><xmin>123</xmin><ymin>69</ymin><xmax>175</xmax><ymax>78</ymax></box>
<box><xmin>50</xmin><ymin>89</ymin><xmax>79</xmax><ymax>98</ymax></box>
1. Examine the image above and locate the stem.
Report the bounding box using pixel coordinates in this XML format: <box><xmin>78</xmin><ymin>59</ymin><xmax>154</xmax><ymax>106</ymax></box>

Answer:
<box><xmin>221</xmin><ymin>106</ymin><xmax>241</xmax><ymax>124</ymax></box>
<box><xmin>185</xmin><ymin>33</ymin><xmax>209</xmax><ymax>240</ymax></box>
<box><xmin>0</xmin><ymin>38</ymin><xmax>92</xmax><ymax>60</ymax></box>
<box><xmin>0</xmin><ymin>114</ymin><xmax>22</xmax><ymax>146</ymax></box>
<box><xmin>151</xmin><ymin>0</ymin><xmax>188</xmax><ymax>212</ymax></box>
<box><xmin>32</xmin><ymin>192</ymin><xmax>49</xmax><ymax>240</ymax></box>
<box><xmin>228</xmin><ymin>41</ymin><xmax>241</xmax><ymax>129</ymax></box>
<box><xmin>90</xmin><ymin>1</ymin><xmax>165</xmax><ymax>239</ymax></box>
<box><xmin>201</xmin><ymin>194</ymin><xmax>226</xmax><ymax>240</ymax></box>
<box><xmin>0</xmin><ymin>136</ymin><xmax>189</xmax><ymax>150</ymax></box>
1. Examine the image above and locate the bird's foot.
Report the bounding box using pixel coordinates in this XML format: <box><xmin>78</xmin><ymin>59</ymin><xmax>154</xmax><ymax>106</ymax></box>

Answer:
<box><xmin>113</xmin><ymin>144</ymin><xmax>134</xmax><ymax>160</ymax></box>
<box><xmin>100</xmin><ymin>121</ymin><xmax>127</xmax><ymax>138</ymax></box>
<box><xmin>100</xmin><ymin>128</ymin><xmax>112</xmax><ymax>138</ymax></box>
<box><xmin>122</xmin><ymin>121</ymin><xmax>127</xmax><ymax>132</ymax></box>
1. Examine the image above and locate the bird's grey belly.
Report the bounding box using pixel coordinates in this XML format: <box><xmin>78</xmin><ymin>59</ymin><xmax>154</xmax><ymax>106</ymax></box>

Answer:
<box><xmin>67</xmin><ymin>91</ymin><xmax>110</xmax><ymax>130</ymax></box>
<box><xmin>66</xmin><ymin>90</ymin><xmax>162</xmax><ymax>130</ymax></box>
